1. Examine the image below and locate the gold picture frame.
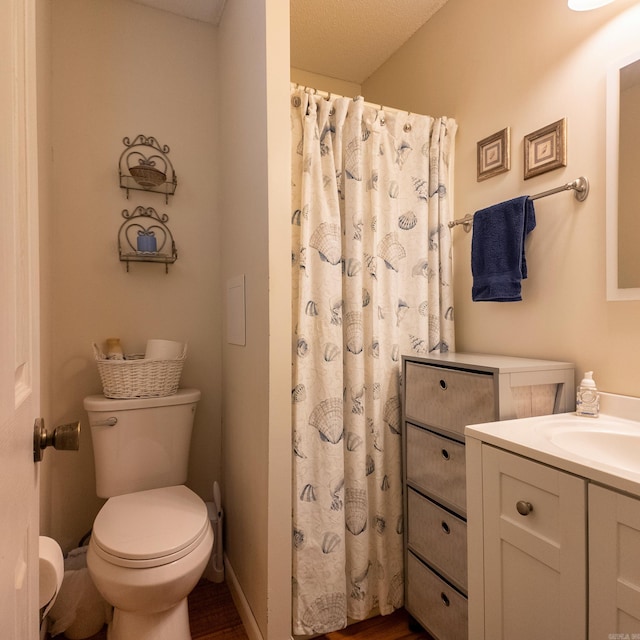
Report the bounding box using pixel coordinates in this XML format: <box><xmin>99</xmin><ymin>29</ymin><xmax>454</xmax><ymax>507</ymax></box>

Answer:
<box><xmin>477</xmin><ymin>127</ymin><xmax>511</xmax><ymax>181</ymax></box>
<box><xmin>524</xmin><ymin>118</ymin><xmax>567</xmax><ymax>180</ymax></box>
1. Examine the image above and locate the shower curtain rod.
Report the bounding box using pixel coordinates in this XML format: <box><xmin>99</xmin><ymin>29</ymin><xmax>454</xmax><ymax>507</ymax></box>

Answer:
<box><xmin>448</xmin><ymin>176</ymin><xmax>590</xmax><ymax>232</ymax></box>
<box><xmin>291</xmin><ymin>82</ymin><xmax>412</xmax><ymax>118</ymax></box>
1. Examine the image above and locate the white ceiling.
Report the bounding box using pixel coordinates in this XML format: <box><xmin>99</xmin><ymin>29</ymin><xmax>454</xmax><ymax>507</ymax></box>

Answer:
<box><xmin>290</xmin><ymin>0</ymin><xmax>449</xmax><ymax>84</ymax></box>
<box><xmin>128</xmin><ymin>0</ymin><xmax>448</xmax><ymax>85</ymax></box>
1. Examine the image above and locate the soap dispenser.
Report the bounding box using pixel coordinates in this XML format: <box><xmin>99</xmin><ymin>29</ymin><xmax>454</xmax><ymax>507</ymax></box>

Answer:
<box><xmin>576</xmin><ymin>371</ymin><xmax>599</xmax><ymax>418</ymax></box>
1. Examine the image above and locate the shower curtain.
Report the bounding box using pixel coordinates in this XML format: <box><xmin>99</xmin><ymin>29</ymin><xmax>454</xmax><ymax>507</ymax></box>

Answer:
<box><xmin>291</xmin><ymin>86</ymin><xmax>457</xmax><ymax>635</ymax></box>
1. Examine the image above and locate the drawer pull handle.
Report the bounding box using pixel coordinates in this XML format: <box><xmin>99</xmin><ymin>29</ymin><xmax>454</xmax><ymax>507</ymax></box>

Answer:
<box><xmin>516</xmin><ymin>500</ymin><xmax>533</xmax><ymax>516</ymax></box>
<box><xmin>439</xmin><ymin>379</ymin><xmax>448</xmax><ymax>390</ymax></box>
<box><xmin>441</xmin><ymin>449</ymin><xmax>450</xmax><ymax>460</ymax></box>
<box><xmin>441</xmin><ymin>521</ymin><xmax>450</xmax><ymax>535</ymax></box>
<box><xmin>440</xmin><ymin>592</ymin><xmax>450</xmax><ymax>607</ymax></box>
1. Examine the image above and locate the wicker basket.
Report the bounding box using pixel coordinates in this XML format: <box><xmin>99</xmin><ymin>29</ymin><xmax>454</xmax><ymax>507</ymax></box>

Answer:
<box><xmin>129</xmin><ymin>165</ymin><xmax>166</xmax><ymax>188</ymax></box>
<box><xmin>93</xmin><ymin>343</ymin><xmax>186</xmax><ymax>399</ymax></box>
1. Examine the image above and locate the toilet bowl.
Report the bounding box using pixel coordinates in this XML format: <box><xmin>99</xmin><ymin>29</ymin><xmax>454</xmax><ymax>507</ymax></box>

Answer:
<box><xmin>87</xmin><ymin>485</ymin><xmax>213</xmax><ymax>640</ymax></box>
<box><xmin>84</xmin><ymin>389</ymin><xmax>212</xmax><ymax>640</ymax></box>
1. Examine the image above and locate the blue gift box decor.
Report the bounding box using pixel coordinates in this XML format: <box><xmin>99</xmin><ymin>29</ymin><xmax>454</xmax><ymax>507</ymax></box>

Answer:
<box><xmin>118</xmin><ymin>206</ymin><xmax>177</xmax><ymax>272</ymax></box>
<box><xmin>137</xmin><ymin>230</ymin><xmax>157</xmax><ymax>253</ymax></box>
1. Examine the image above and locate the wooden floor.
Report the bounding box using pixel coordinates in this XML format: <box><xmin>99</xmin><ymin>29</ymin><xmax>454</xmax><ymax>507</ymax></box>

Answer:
<box><xmin>48</xmin><ymin>579</ymin><xmax>248</xmax><ymax>640</ymax></box>
<box><xmin>314</xmin><ymin>608</ymin><xmax>435</xmax><ymax>640</ymax></box>
<box><xmin>49</xmin><ymin>579</ymin><xmax>433</xmax><ymax>640</ymax></box>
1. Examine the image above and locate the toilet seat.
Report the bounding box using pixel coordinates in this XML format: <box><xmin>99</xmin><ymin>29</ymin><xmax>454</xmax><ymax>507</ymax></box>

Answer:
<box><xmin>91</xmin><ymin>485</ymin><xmax>210</xmax><ymax>569</ymax></box>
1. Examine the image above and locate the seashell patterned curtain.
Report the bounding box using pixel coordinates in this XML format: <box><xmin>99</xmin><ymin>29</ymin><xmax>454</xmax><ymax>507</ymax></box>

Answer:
<box><xmin>291</xmin><ymin>87</ymin><xmax>457</xmax><ymax>635</ymax></box>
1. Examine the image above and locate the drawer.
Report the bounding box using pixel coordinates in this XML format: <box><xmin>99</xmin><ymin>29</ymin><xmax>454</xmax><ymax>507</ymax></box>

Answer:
<box><xmin>406</xmin><ymin>552</ymin><xmax>468</xmax><ymax>640</ymax></box>
<box><xmin>405</xmin><ymin>362</ymin><xmax>495</xmax><ymax>437</ymax></box>
<box><xmin>406</xmin><ymin>424</ymin><xmax>466</xmax><ymax>514</ymax></box>
<box><xmin>408</xmin><ymin>488</ymin><xmax>467</xmax><ymax>592</ymax></box>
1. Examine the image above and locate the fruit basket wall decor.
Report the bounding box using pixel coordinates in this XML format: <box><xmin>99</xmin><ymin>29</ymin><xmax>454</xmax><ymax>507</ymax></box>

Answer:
<box><xmin>119</xmin><ymin>134</ymin><xmax>177</xmax><ymax>203</ymax></box>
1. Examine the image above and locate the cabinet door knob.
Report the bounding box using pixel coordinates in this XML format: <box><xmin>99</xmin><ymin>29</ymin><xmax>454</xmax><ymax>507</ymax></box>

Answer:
<box><xmin>441</xmin><ymin>448</ymin><xmax>450</xmax><ymax>460</ymax></box>
<box><xmin>439</xmin><ymin>379</ymin><xmax>448</xmax><ymax>390</ymax></box>
<box><xmin>441</xmin><ymin>521</ymin><xmax>451</xmax><ymax>535</ymax></box>
<box><xmin>516</xmin><ymin>500</ymin><xmax>533</xmax><ymax>516</ymax></box>
<box><xmin>440</xmin><ymin>592</ymin><xmax>450</xmax><ymax>607</ymax></box>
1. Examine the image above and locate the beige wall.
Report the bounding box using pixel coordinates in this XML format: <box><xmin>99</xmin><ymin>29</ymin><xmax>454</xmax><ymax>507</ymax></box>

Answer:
<box><xmin>363</xmin><ymin>0</ymin><xmax>640</xmax><ymax>397</ymax></box>
<box><xmin>219</xmin><ymin>0</ymin><xmax>291</xmax><ymax>637</ymax></box>
<box><xmin>43</xmin><ymin>0</ymin><xmax>221</xmax><ymax>552</ymax></box>
<box><xmin>265</xmin><ymin>2</ymin><xmax>294</xmax><ymax>639</ymax></box>
<box><xmin>37</xmin><ymin>0</ymin><xmax>54</xmax><ymax>534</ymax></box>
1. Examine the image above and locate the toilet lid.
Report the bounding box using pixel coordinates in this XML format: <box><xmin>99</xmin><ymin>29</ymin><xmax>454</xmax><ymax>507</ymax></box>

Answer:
<box><xmin>91</xmin><ymin>485</ymin><xmax>210</xmax><ymax>569</ymax></box>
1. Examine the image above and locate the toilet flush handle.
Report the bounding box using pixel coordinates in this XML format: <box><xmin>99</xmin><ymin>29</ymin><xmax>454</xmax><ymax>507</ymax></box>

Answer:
<box><xmin>90</xmin><ymin>417</ymin><xmax>117</xmax><ymax>427</ymax></box>
<box><xmin>33</xmin><ymin>418</ymin><xmax>81</xmax><ymax>462</ymax></box>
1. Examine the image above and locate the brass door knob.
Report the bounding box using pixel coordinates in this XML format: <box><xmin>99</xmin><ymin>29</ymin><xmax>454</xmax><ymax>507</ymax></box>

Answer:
<box><xmin>33</xmin><ymin>418</ymin><xmax>80</xmax><ymax>462</ymax></box>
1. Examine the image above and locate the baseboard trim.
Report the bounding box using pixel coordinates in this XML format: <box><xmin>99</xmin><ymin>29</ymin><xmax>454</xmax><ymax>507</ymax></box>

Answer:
<box><xmin>224</xmin><ymin>555</ymin><xmax>263</xmax><ymax>640</ymax></box>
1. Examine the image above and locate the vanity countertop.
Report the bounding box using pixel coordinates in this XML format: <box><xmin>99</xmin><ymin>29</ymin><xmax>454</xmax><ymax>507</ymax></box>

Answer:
<box><xmin>465</xmin><ymin>391</ymin><xmax>640</xmax><ymax>496</ymax></box>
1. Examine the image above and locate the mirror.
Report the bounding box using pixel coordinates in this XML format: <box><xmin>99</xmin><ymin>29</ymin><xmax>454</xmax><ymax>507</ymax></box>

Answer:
<box><xmin>606</xmin><ymin>51</ymin><xmax>640</xmax><ymax>300</ymax></box>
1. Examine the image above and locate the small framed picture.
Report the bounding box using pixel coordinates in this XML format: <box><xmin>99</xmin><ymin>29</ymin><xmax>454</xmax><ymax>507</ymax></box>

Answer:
<box><xmin>524</xmin><ymin>118</ymin><xmax>567</xmax><ymax>180</ymax></box>
<box><xmin>477</xmin><ymin>127</ymin><xmax>511</xmax><ymax>181</ymax></box>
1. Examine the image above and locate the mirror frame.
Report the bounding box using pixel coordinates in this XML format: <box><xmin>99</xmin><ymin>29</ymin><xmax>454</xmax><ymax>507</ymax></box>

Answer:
<box><xmin>606</xmin><ymin>50</ymin><xmax>640</xmax><ymax>300</ymax></box>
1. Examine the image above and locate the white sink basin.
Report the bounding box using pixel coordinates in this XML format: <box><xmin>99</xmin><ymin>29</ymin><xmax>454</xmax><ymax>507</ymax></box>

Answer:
<box><xmin>542</xmin><ymin>418</ymin><xmax>640</xmax><ymax>474</ymax></box>
<box><xmin>465</xmin><ymin>393</ymin><xmax>640</xmax><ymax>495</ymax></box>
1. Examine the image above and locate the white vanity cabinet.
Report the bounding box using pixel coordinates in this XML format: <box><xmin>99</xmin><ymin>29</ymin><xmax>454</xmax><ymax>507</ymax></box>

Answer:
<box><xmin>589</xmin><ymin>484</ymin><xmax>640</xmax><ymax>636</ymax></box>
<box><xmin>401</xmin><ymin>353</ymin><xmax>574</xmax><ymax>640</ymax></box>
<box><xmin>465</xmin><ymin>406</ymin><xmax>640</xmax><ymax>640</ymax></box>
<box><xmin>467</xmin><ymin>438</ymin><xmax>640</xmax><ymax>640</ymax></box>
<box><xmin>474</xmin><ymin>445</ymin><xmax>587</xmax><ymax>640</ymax></box>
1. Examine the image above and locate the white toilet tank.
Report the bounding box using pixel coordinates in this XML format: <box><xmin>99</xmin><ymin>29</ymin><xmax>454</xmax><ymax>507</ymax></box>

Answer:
<box><xmin>84</xmin><ymin>389</ymin><xmax>201</xmax><ymax>498</ymax></box>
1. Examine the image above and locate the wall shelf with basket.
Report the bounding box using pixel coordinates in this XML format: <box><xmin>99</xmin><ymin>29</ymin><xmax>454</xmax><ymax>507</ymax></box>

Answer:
<box><xmin>118</xmin><ymin>206</ymin><xmax>177</xmax><ymax>273</ymax></box>
<box><xmin>119</xmin><ymin>134</ymin><xmax>177</xmax><ymax>204</ymax></box>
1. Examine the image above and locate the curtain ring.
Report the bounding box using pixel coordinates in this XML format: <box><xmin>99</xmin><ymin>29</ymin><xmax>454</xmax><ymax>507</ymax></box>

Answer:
<box><xmin>327</xmin><ymin>93</ymin><xmax>335</xmax><ymax>115</ymax></box>
<box><xmin>292</xmin><ymin>96</ymin><xmax>301</xmax><ymax>108</ymax></box>
<box><xmin>403</xmin><ymin>123</ymin><xmax>412</xmax><ymax>132</ymax></box>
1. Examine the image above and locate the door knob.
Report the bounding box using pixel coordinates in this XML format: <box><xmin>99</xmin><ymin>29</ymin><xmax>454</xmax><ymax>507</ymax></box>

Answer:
<box><xmin>33</xmin><ymin>418</ymin><xmax>81</xmax><ymax>462</ymax></box>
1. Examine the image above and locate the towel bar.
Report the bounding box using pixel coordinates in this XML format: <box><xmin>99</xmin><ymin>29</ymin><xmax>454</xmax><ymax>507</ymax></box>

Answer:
<box><xmin>449</xmin><ymin>176</ymin><xmax>589</xmax><ymax>232</ymax></box>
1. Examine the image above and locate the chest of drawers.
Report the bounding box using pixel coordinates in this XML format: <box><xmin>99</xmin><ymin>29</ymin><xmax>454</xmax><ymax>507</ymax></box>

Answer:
<box><xmin>401</xmin><ymin>353</ymin><xmax>574</xmax><ymax>640</ymax></box>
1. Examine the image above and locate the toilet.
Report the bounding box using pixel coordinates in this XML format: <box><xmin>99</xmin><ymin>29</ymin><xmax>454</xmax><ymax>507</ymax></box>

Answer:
<box><xmin>83</xmin><ymin>389</ymin><xmax>213</xmax><ymax>640</ymax></box>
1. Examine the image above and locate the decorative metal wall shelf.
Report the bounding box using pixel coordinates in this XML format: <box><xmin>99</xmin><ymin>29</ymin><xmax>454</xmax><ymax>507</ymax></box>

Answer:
<box><xmin>119</xmin><ymin>135</ymin><xmax>177</xmax><ymax>204</ymax></box>
<box><xmin>118</xmin><ymin>207</ymin><xmax>177</xmax><ymax>273</ymax></box>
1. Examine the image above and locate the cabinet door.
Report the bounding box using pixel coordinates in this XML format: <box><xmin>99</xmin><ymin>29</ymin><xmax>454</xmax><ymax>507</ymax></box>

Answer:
<box><xmin>482</xmin><ymin>446</ymin><xmax>587</xmax><ymax>640</ymax></box>
<box><xmin>589</xmin><ymin>484</ymin><xmax>640</xmax><ymax>636</ymax></box>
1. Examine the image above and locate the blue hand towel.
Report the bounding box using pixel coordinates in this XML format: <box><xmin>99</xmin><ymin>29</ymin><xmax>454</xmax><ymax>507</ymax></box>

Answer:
<box><xmin>471</xmin><ymin>196</ymin><xmax>536</xmax><ymax>302</ymax></box>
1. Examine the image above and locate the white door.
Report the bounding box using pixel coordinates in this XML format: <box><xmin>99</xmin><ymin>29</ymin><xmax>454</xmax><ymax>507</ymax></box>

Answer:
<box><xmin>0</xmin><ymin>0</ymin><xmax>41</xmax><ymax>637</ymax></box>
